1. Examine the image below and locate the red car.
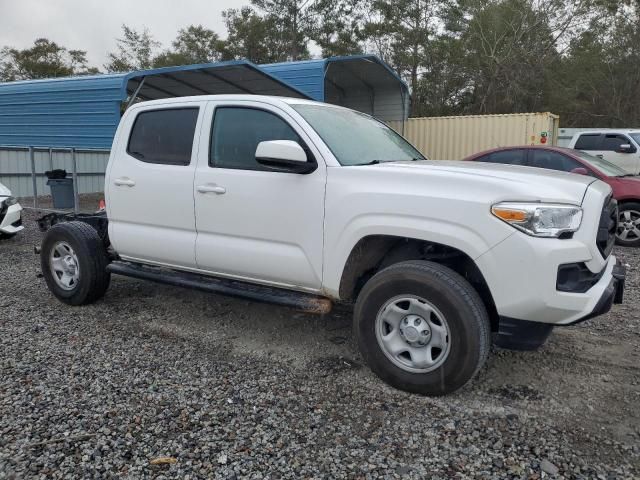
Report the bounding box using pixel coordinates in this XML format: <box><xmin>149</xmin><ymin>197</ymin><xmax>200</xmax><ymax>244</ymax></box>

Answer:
<box><xmin>464</xmin><ymin>146</ymin><xmax>640</xmax><ymax>247</ymax></box>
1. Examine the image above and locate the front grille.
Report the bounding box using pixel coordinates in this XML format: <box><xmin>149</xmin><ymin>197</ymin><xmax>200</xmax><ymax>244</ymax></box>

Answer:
<box><xmin>596</xmin><ymin>196</ymin><xmax>617</xmax><ymax>258</ymax></box>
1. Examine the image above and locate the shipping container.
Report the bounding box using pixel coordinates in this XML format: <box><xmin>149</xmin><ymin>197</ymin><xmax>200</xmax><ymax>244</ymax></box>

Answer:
<box><xmin>389</xmin><ymin>112</ymin><xmax>559</xmax><ymax>160</ymax></box>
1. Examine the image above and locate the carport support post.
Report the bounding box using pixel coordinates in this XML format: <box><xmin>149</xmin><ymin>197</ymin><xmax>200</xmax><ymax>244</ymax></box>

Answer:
<box><xmin>48</xmin><ymin>147</ymin><xmax>53</xmax><ymax>172</ymax></box>
<box><xmin>71</xmin><ymin>148</ymin><xmax>79</xmax><ymax>213</ymax></box>
<box><xmin>29</xmin><ymin>147</ymin><xmax>37</xmax><ymax>208</ymax></box>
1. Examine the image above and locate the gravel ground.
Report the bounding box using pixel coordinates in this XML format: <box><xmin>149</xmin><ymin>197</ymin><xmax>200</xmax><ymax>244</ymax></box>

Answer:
<box><xmin>1</xmin><ymin>203</ymin><xmax>639</xmax><ymax>479</ymax></box>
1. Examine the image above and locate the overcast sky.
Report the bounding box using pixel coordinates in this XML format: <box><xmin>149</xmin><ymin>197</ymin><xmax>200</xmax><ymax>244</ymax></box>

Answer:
<box><xmin>0</xmin><ymin>0</ymin><xmax>248</xmax><ymax>68</ymax></box>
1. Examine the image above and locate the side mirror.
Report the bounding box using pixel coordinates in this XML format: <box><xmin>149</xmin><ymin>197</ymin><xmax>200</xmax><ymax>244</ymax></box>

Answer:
<box><xmin>255</xmin><ymin>140</ymin><xmax>316</xmax><ymax>174</ymax></box>
<box><xmin>570</xmin><ymin>167</ymin><xmax>590</xmax><ymax>176</ymax></box>
<box><xmin>617</xmin><ymin>144</ymin><xmax>635</xmax><ymax>153</ymax></box>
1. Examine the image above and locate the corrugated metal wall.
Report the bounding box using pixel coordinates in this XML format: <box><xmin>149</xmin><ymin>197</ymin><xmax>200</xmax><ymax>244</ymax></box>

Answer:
<box><xmin>0</xmin><ymin>74</ymin><xmax>124</xmax><ymax>149</ymax></box>
<box><xmin>390</xmin><ymin>113</ymin><xmax>559</xmax><ymax>160</ymax></box>
<box><xmin>0</xmin><ymin>148</ymin><xmax>109</xmax><ymax>197</ymax></box>
<box><xmin>261</xmin><ymin>60</ymin><xmax>326</xmax><ymax>101</ymax></box>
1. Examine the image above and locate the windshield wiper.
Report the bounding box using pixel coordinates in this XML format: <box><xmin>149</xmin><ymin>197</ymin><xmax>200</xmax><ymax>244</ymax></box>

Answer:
<box><xmin>356</xmin><ymin>158</ymin><xmax>424</xmax><ymax>166</ymax></box>
<box><xmin>355</xmin><ymin>160</ymin><xmax>382</xmax><ymax>166</ymax></box>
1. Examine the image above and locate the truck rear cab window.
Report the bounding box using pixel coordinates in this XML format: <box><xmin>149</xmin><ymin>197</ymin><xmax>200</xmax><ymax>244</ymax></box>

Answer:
<box><xmin>210</xmin><ymin>107</ymin><xmax>304</xmax><ymax>170</ymax></box>
<box><xmin>574</xmin><ymin>134</ymin><xmax>601</xmax><ymax>150</ymax></box>
<box><xmin>127</xmin><ymin>108</ymin><xmax>199</xmax><ymax>165</ymax></box>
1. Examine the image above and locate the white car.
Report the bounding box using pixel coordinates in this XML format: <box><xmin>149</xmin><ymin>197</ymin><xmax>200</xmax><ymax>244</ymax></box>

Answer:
<box><xmin>0</xmin><ymin>182</ymin><xmax>23</xmax><ymax>239</ymax></box>
<box><xmin>568</xmin><ymin>130</ymin><xmax>640</xmax><ymax>175</ymax></box>
<box><xmin>37</xmin><ymin>95</ymin><xmax>626</xmax><ymax>395</ymax></box>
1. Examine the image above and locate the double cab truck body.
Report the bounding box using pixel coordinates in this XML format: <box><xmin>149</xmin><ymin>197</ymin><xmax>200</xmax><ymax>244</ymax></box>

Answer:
<box><xmin>40</xmin><ymin>95</ymin><xmax>626</xmax><ymax>395</ymax></box>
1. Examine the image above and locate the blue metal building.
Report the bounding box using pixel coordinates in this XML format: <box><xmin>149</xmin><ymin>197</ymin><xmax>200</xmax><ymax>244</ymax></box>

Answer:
<box><xmin>262</xmin><ymin>55</ymin><xmax>410</xmax><ymax>123</ymax></box>
<box><xmin>0</xmin><ymin>60</ymin><xmax>309</xmax><ymax>150</ymax></box>
<box><xmin>0</xmin><ymin>55</ymin><xmax>408</xmax><ymax>150</ymax></box>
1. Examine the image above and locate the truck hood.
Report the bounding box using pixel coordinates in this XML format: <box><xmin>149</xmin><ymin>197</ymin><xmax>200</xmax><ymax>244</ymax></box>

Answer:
<box><xmin>375</xmin><ymin>160</ymin><xmax>598</xmax><ymax>204</ymax></box>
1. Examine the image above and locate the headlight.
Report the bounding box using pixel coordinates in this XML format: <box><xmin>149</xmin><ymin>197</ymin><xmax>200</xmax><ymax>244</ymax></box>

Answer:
<box><xmin>491</xmin><ymin>202</ymin><xmax>583</xmax><ymax>238</ymax></box>
<box><xmin>3</xmin><ymin>196</ymin><xmax>18</xmax><ymax>207</ymax></box>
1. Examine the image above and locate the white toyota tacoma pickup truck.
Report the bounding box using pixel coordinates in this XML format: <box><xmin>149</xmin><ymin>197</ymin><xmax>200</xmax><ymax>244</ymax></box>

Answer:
<box><xmin>38</xmin><ymin>95</ymin><xmax>626</xmax><ymax>395</ymax></box>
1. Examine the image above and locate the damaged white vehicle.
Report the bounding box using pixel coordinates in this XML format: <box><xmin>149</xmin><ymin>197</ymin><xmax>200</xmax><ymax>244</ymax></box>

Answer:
<box><xmin>0</xmin><ymin>182</ymin><xmax>23</xmax><ymax>239</ymax></box>
<box><xmin>37</xmin><ymin>96</ymin><xmax>626</xmax><ymax>396</ymax></box>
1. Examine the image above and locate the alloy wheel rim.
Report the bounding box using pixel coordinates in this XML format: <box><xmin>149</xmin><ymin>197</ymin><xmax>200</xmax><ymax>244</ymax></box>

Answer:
<box><xmin>375</xmin><ymin>295</ymin><xmax>451</xmax><ymax>373</ymax></box>
<box><xmin>49</xmin><ymin>241</ymin><xmax>80</xmax><ymax>291</ymax></box>
<box><xmin>617</xmin><ymin>210</ymin><xmax>640</xmax><ymax>242</ymax></box>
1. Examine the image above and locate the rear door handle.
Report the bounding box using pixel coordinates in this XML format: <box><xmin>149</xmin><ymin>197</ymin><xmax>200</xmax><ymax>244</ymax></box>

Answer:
<box><xmin>196</xmin><ymin>184</ymin><xmax>226</xmax><ymax>195</ymax></box>
<box><xmin>596</xmin><ymin>154</ymin><xmax>604</xmax><ymax>159</ymax></box>
<box><xmin>114</xmin><ymin>177</ymin><xmax>136</xmax><ymax>187</ymax></box>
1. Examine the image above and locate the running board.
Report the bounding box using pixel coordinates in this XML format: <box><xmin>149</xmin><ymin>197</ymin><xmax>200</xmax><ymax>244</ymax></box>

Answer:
<box><xmin>106</xmin><ymin>261</ymin><xmax>333</xmax><ymax>314</ymax></box>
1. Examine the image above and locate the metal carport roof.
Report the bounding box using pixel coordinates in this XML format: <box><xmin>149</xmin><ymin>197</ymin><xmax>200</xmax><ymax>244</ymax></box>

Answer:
<box><xmin>0</xmin><ymin>60</ymin><xmax>310</xmax><ymax>149</ymax></box>
<box><xmin>261</xmin><ymin>55</ymin><xmax>410</xmax><ymax>123</ymax></box>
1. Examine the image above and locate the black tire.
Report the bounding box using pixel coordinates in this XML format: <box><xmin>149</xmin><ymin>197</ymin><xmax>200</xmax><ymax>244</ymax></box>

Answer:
<box><xmin>40</xmin><ymin>221</ymin><xmax>111</xmax><ymax>305</ymax></box>
<box><xmin>616</xmin><ymin>202</ymin><xmax>640</xmax><ymax>247</ymax></box>
<box><xmin>354</xmin><ymin>260</ymin><xmax>490</xmax><ymax>396</ymax></box>
<box><xmin>0</xmin><ymin>232</ymin><xmax>17</xmax><ymax>240</ymax></box>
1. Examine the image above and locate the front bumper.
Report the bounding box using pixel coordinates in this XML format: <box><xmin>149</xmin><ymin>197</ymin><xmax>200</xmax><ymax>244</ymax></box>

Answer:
<box><xmin>476</xmin><ymin>230</ymin><xmax>623</xmax><ymax>326</ymax></box>
<box><xmin>0</xmin><ymin>202</ymin><xmax>24</xmax><ymax>234</ymax></box>
<box><xmin>494</xmin><ymin>260</ymin><xmax>625</xmax><ymax>350</ymax></box>
<box><xmin>575</xmin><ymin>259</ymin><xmax>625</xmax><ymax>323</ymax></box>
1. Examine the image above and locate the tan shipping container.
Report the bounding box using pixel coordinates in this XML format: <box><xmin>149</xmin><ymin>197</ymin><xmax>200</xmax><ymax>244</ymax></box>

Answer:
<box><xmin>389</xmin><ymin>112</ymin><xmax>559</xmax><ymax>160</ymax></box>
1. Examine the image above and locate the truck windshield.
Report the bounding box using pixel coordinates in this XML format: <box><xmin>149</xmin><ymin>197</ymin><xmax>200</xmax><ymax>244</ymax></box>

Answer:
<box><xmin>630</xmin><ymin>133</ymin><xmax>640</xmax><ymax>146</ymax></box>
<box><xmin>291</xmin><ymin>104</ymin><xmax>425</xmax><ymax>166</ymax></box>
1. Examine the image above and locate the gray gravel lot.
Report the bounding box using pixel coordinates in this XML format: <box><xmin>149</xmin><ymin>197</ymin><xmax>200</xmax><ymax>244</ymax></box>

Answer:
<box><xmin>1</xmin><ymin>204</ymin><xmax>639</xmax><ymax>479</ymax></box>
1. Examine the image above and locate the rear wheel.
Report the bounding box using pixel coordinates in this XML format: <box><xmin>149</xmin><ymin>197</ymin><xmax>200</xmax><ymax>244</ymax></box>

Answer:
<box><xmin>40</xmin><ymin>221</ymin><xmax>110</xmax><ymax>305</ymax></box>
<box><xmin>354</xmin><ymin>260</ymin><xmax>490</xmax><ymax>395</ymax></box>
<box><xmin>616</xmin><ymin>202</ymin><xmax>640</xmax><ymax>247</ymax></box>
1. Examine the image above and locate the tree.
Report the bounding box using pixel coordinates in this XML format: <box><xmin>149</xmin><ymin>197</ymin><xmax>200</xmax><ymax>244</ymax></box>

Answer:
<box><xmin>365</xmin><ymin>0</ymin><xmax>438</xmax><ymax>97</ymax></box>
<box><xmin>250</xmin><ymin>0</ymin><xmax>315</xmax><ymax>61</ymax></box>
<box><xmin>153</xmin><ymin>25</ymin><xmax>227</xmax><ymax>67</ymax></box>
<box><xmin>223</xmin><ymin>6</ymin><xmax>288</xmax><ymax>63</ymax></box>
<box><xmin>549</xmin><ymin>2</ymin><xmax>640</xmax><ymax>126</ymax></box>
<box><xmin>0</xmin><ymin>38</ymin><xmax>96</xmax><ymax>81</ymax></box>
<box><xmin>105</xmin><ymin>25</ymin><xmax>160</xmax><ymax>72</ymax></box>
<box><xmin>311</xmin><ymin>0</ymin><xmax>365</xmax><ymax>57</ymax></box>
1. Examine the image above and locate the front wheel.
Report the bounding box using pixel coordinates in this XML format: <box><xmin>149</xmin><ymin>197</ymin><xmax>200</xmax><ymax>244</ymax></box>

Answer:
<box><xmin>40</xmin><ymin>221</ymin><xmax>111</xmax><ymax>305</ymax></box>
<box><xmin>616</xmin><ymin>202</ymin><xmax>640</xmax><ymax>247</ymax></box>
<box><xmin>354</xmin><ymin>260</ymin><xmax>490</xmax><ymax>395</ymax></box>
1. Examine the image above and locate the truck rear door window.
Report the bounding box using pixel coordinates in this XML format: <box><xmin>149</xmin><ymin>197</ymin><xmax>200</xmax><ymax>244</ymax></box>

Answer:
<box><xmin>127</xmin><ymin>108</ymin><xmax>199</xmax><ymax>166</ymax></box>
<box><xmin>574</xmin><ymin>134</ymin><xmax>601</xmax><ymax>151</ymax></box>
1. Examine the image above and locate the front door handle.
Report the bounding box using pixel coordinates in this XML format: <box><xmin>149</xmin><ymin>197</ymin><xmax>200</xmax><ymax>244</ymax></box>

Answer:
<box><xmin>114</xmin><ymin>177</ymin><xmax>136</xmax><ymax>187</ymax></box>
<box><xmin>596</xmin><ymin>154</ymin><xmax>604</xmax><ymax>159</ymax></box>
<box><xmin>197</xmin><ymin>184</ymin><xmax>226</xmax><ymax>195</ymax></box>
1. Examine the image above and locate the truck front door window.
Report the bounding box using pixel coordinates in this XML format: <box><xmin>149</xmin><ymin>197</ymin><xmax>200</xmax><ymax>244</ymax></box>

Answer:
<box><xmin>210</xmin><ymin>107</ymin><xmax>304</xmax><ymax>171</ymax></box>
<box><xmin>602</xmin><ymin>134</ymin><xmax>635</xmax><ymax>152</ymax></box>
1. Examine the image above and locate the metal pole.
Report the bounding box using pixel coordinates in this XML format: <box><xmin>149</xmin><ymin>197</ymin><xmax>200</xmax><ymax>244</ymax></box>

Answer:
<box><xmin>29</xmin><ymin>147</ymin><xmax>37</xmax><ymax>208</ymax></box>
<box><xmin>71</xmin><ymin>148</ymin><xmax>79</xmax><ymax>213</ymax></box>
<box><xmin>48</xmin><ymin>147</ymin><xmax>54</xmax><ymax>172</ymax></box>
<box><xmin>127</xmin><ymin>76</ymin><xmax>146</xmax><ymax>109</ymax></box>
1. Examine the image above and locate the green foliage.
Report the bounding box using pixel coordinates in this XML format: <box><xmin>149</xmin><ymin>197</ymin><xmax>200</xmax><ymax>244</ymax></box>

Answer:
<box><xmin>153</xmin><ymin>25</ymin><xmax>227</xmax><ymax>67</ymax></box>
<box><xmin>105</xmin><ymin>25</ymin><xmax>160</xmax><ymax>72</ymax></box>
<box><xmin>2</xmin><ymin>0</ymin><xmax>640</xmax><ymax>127</ymax></box>
<box><xmin>222</xmin><ymin>7</ymin><xmax>288</xmax><ymax>63</ymax></box>
<box><xmin>0</xmin><ymin>38</ymin><xmax>96</xmax><ymax>81</ymax></box>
